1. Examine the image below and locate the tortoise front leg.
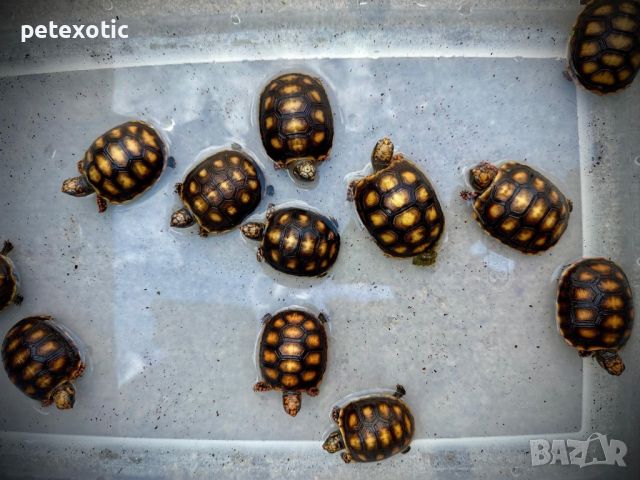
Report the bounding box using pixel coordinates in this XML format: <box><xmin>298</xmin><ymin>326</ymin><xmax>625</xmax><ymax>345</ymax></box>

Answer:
<box><xmin>13</xmin><ymin>294</ymin><xmax>23</xmax><ymax>305</ymax></box>
<box><xmin>306</xmin><ymin>387</ymin><xmax>319</xmax><ymax>397</ymax></box>
<box><xmin>341</xmin><ymin>452</ymin><xmax>353</xmax><ymax>463</ymax></box>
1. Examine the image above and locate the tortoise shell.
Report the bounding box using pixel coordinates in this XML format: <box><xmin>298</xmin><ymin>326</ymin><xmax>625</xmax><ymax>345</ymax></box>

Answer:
<box><xmin>258</xmin><ymin>206</ymin><xmax>340</xmax><ymax>277</ymax></box>
<box><xmin>337</xmin><ymin>392</ymin><xmax>415</xmax><ymax>462</ymax></box>
<box><xmin>0</xmin><ymin>251</ymin><xmax>19</xmax><ymax>311</ymax></box>
<box><xmin>471</xmin><ymin>162</ymin><xmax>572</xmax><ymax>253</ymax></box>
<box><xmin>81</xmin><ymin>120</ymin><xmax>167</xmax><ymax>204</ymax></box>
<box><xmin>569</xmin><ymin>0</ymin><xmax>640</xmax><ymax>94</ymax></box>
<box><xmin>259</xmin><ymin>73</ymin><xmax>334</xmax><ymax>167</ymax></box>
<box><xmin>2</xmin><ymin>316</ymin><xmax>84</xmax><ymax>405</ymax></box>
<box><xmin>351</xmin><ymin>155</ymin><xmax>445</xmax><ymax>259</ymax></box>
<box><xmin>557</xmin><ymin>258</ymin><xmax>634</xmax><ymax>352</ymax></box>
<box><xmin>257</xmin><ymin>309</ymin><xmax>328</xmax><ymax>392</ymax></box>
<box><xmin>178</xmin><ymin>150</ymin><xmax>263</xmax><ymax>233</ymax></box>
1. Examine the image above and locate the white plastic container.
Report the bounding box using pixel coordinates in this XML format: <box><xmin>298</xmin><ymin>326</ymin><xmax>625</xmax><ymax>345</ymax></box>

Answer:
<box><xmin>0</xmin><ymin>1</ymin><xmax>638</xmax><ymax>478</ymax></box>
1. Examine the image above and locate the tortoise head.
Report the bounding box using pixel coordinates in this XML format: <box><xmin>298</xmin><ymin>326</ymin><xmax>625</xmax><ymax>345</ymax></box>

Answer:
<box><xmin>323</xmin><ymin>430</ymin><xmax>345</xmax><ymax>454</ymax></box>
<box><xmin>61</xmin><ymin>175</ymin><xmax>93</xmax><ymax>197</ymax></box>
<box><xmin>240</xmin><ymin>222</ymin><xmax>265</xmax><ymax>241</ymax></box>
<box><xmin>52</xmin><ymin>382</ymin><xmax>76</xmax><ymax>409</ymax></box>
<box><xmin>292</xmin><ymin>158</ymin><xmax>317</xmax><ymax>182</ymax></box>
<box><xmin>469</xmin><ymin>162</ymin><xmax>498</xmax><ymax>191</ymax></box>
<box><xmin>371</xmin><ymin>138</ymin><xmax>394</xmax><ymax>172</ymax></box>
<box><xmin>283</xmin><ymin>391</ymin><xmax>302</xmax><ymax>417</ymax></box>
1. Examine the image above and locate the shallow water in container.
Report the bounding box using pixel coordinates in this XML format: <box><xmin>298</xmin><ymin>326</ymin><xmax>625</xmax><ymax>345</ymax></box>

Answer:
<box><xmin>0</xmin><ymin>57</ymin><xmax>582</xmax><ymax>440</ymax></box>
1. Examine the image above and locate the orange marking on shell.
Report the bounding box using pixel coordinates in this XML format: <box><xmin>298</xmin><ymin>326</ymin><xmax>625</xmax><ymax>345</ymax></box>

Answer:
<box><xmin>581</xmin><ymin>61</ymin><xmax>600</xmax><ymax>74</ymax></box>
<box><xmin>585</xmin><ymin>21</ymin><xmax>605</xmax><ymax>36</ymax></box>
<box><xmin>123</xmin><ymin>136</ymin><xmax>142</xmax><ymax>157</ymax></box>
<box><xmin>487</xmin><ymin>203</ymin><xmax>505</xmax><ymax>220</ymax></box>
<box><xmin>264</xmin><ymin>367</ymin><xmax>279</xmax><ymax>380</ymax></box>
<box><xmin>312</xmin><ymin>132</ymin><xmax>325</xmax><ymax>144</ymax></box>
<box><xmin>602</xmin><ymin>296</ymin><xmax>624</xmax><ymax>310</ymax></box>
<box><xmin>281</xmin><ymin>374</ymin><xmax>299</xmax><ymax>388</ymax></box>
<box><xmin>392</xmin><ymin>422</ymin><xmax>404</xmax><ymax>440</ymax></box>
<box><xmin>415</xmin><ymin>185</ymin><xmax>429</xmax><ymax>203</ymax></box>
<box><xmin>35</xmin><ymin>374</ymin><xmax>53</xmax><ymax>389</ymax></box>
<box><xmin>308</xmin><ymin>90</ymin><xmax>322</xmax><ymax>102</ymax></box>
<box><xmin>601</xmin><ymin>53</ymin><xmax>625</xmax><ymax>68</ymax></box>
<box><xmin>265</xmin><ymin>331</ymin><xmax>279</xmax><ymax>345</ymax></box>
<box><xmin>305</xmin><ymin>352</ymin><xmax>322</xmax><ymax>365</ymax></box>
<box><xmin>48</xmin><ymin>356</ymin><xmax>67</xmax><ymax>372</ymax></box>
<box><xmin>348</xmin><ymin>413</ymin><xmax>359</xmax><ymax>429</ymax></box>
<box><xmin>267</xmin><ymin>228</ymin><xmax>281</xmax><ymax>245</ymax></box>
<box><xmin>576</xmin><ymin>307</ymin><xmax>596</xmax><ymax>322</ymax></box>
<box><xmin>406</xmin><ymin>226</ymin><xmax>427</xmax><ymax>244</ymax></box>
<box><xmin>306</xmin><ymin>334</ymin><xmax>321</xmax><ymax>348</ymax></box>
<box><xmin>511</xmin><ymin>170</ymin><xmax>529</xmax><ymax>184</ymax></box>
<box><xmin>287</xmin><ymin>137</ymin><xmax>307</xmax><ymax>153</ymax></box>
<box><xmin>107</xmin><ymin>143</ymin><xmax>129</xmax><ymax>167</ymax></box>
<box><xmin>21</xmin><ymin>361</ymin><xmax>42</xmax><ymax>380</ymax></box>
<box><xmin>602</xmin><ymin>314</ymin><xmax>625</xmax><ymax>330</ymax></box>
<box><xmin>494</xmin><ymin>181</ymin><xmax>516</xmax><ymax>201</ymax></box>
<box><xmin>601</xmin><ymin>333</ymin><xmax>621</xmax><ymax>345</ymax></box>
<box><xmin>510</xmin><ymin>188</ymin><xmax>534</xmax><ymax>214</ymax></box>
<box><xmin>262</xmin><ymin>350</ymin><xmax>277</xmax><ymax>363</ymax></box>
<box><xmin>279</xmin><ymin>342</ymin><xmax>304</xmax><ymax>357</ymax></box>
<box><xmin>11</xmin><ymin>348</ymin><xmax>31</xmax><ymax>368</ymax></box>
<box><xmin>131</xmin><ymin>161</ymin><xmax>150</xmax><ymax>178</ymax></box>
<box><xmin>283</xmin><ymin>326</ymin><xmax>305</xmax><ymax>339</ymax></box>
<box><xmin>301</xmin><ymin>371</ymin><xmax>317</xmax><ymax>382</ymax></box>
<box><xmin>384</xmin><ymin>190</ymin><xmax>411</xmax><ymax>211</ymax></box>
<box><xmin>599</xmin><ymin>279</ymin><xmax>621</xmax><ymax>292</ymax></box>
<box><xmin>283</xmin><ymin>118</ymin><xmax>308</xmax><ymax>134</ymax></box>
<box><xmin>313</xmin><ymin>109</ymin><xmax>325</xmax><ymax>123</ymax></box>
<box><xmin>578</xmin><ymin>270</ymin><xmax>596</xmax><ymax>281</ymax></box>
<box><xmin>378</xmin><ymin>174</ymin><xmax>398</xmax><ymax>192</ymax></box>
<box><xmin>591</xmin><ymin>71</ymin><xmax>616</xmax><ymax>85</ymax></box>
<box><xmin>590</xmin><ymin>263</ymin><xmax>612</xmax><ymax>274</ymax></box>
<box><xmin>592</xmin><ymin>4</ymin><xmax>613</xmax><ymax>15</ymax></box>
<box><xmin>144</xmin><ymin>150</ymin><xmax>159</xmax><ymax>164</ymax></box>
<box><xmin>279</xmin><ymin>359</ymin><xmax>302</xmax><ymax>373</ymax></box>
<box><xmin>95</xmin><ymin>154</ymin><xmax>113</xmax><ymax>176</ymax></box>
<box><xmin>116</xmin><ymin>172</ymin><xmax>136</xmax><ymax>189</ymax></box>
<box><xmin>349</xmin><ymin>435</ymin><xmax>362</xmax><ymax>451</ymax></box>
<box><xmin>606</xmin><ymin>33</ymin><xmax>634</xmax><ymax>51</ymax></box>
<box><xmin>281</xmin><ymin>84</ymin><xmax>302</xmax><ymax>95</ymax></box>
<box><xmin>140</xmin><ymin>128</ymin><xmax>159</xmax><ymax>149</ymax></box>
<box><xmin>363</xmin><ymin>430</ymin><xmax>378</xmax><ymax>450</ymax></box>
<box><xmin>500</xmin><ymin>217</ymin><xmax>519</xmax><ymax>233</ymax></box>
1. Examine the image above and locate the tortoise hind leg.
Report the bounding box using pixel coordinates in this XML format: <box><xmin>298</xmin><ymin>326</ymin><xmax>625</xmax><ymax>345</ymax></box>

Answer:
<box><xmin>1</xmin><ymin>241</ymin><xmax>13</xmax><ymax>256</ymax></box>
<box><xmin>306</xmin><ymin>387</ymin><xmax>320</xmax><ymax>397</ymax></box>
<box><xmin>96</xmin><ymin>196</ymin><xmax>107</xmax><ymax>213</ymax></box>
<box><xmin>402</xmin><ymin>446</ymin><xmax>411</xmax><ymax>454</ymax></box>
<box><xmin>341</xmin><ymin>452</ymin><xmax>353</xmax><ymax>463</ymax></box>
<box><xmin>253</xmin><ymin>381</ymin><xmax>273</xmax><ymax>392</ymax></box>
<box><xmin>13</xmin><ymin>294</ymin><xmax>23</xmax><ymax>305</ymax></box>
<box><xmin>394</xmin><ymin>384</ymin><xmax>406</xmax><ymax>398</ymax></box>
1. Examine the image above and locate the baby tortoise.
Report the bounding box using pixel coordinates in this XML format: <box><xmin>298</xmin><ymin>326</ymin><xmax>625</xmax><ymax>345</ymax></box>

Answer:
<box><xmin>557</xmin><ymin>258</ymin><xmax>634</xmax><ymax>375</ymax></box>
<box><xmin>2</xmin><ymin>316</ymin><xmax>85</xmax><ymax>409</ymax></box>
<box><xmin>0</xmin><ymin>241</ymin><xmax>22</xmax><ymax>311</ymax></box>
<box><xmin>62</xmin><ymin>120</ymin><xmax>168</xmax><ymax>212</ymax></box>
<box><xmin>171</xmin><ymin>149</ymin><xmax>264</xmax><ymax>236</ymax></box>
<box><xmin>348</xmin><ymin>138</ymin><xmax>445</xmax><ymax>266</ymax></box>
<box><xmin>569</xmin><ymin>0</ymin><xmax>640</xmax><ymax>94</ymax></box>
<box><xmin>323</xmin><ymin>385</ymin><xmax>415</xmax><ymax>463</ymax></box>
<box><xmin>241</xmin><ymin>204</ymin><xmax>340</xmax><ymax>277</ymax></box>
<box><xmin>461</xmin><ymin>162</ymin><xmax>572</xmax><ymax>253</ymax></box>
<box><xmin>254</xmin><ymin>308</ymin><xmax>328</xmax><ymax>416</ymax></box>
<box><xmin>259</xmin><ymin>73</ymin><xmax>334</xmax><ymax>182</ymax></box>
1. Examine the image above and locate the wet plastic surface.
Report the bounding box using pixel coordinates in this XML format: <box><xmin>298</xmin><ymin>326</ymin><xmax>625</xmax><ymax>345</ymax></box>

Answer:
<box><xmin>0</xmin><ymin>1</ymin><xmax>638</xmax><ymax>479</ymax></box>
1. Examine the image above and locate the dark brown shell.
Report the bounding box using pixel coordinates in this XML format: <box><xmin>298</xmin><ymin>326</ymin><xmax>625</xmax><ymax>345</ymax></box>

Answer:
<box><xmin>257</xmin><ymin>309</ymin><xmax>327</xmax><ymax>392</ymax></box>
<box><xmin>2</xmin><ymin>316</ymin><xmax>84</xmax><ymax>403</ymax></box>
<box><xmin>557</xmin><ymin>258</ymin><xmax>634</xmax><ymax>352</ymax></box>
<box><xmin>179</xmin><ymin>150</ymin><xmax>263</xmax><ymax>233</ymax></box>
<box><xmin>338</xmin><ymin>394</ymin><xmax>414</xmax><ymax>462</ymax></box>
<box><xmin>352</xmin><ymin>156</ymin><xmax>445</xmax><ymax>258</ymax></box>
<box><xmin>81</xmin><ymin>121</ymin><xmax>167</xmax><ymax>204</ymax></box>
<box><xmin>260</xmin><ymin>207</ymin><xmax>340</xmax><ymax>277</ymax></box>
<box><xmin>569</xmin><ymin>0</ymin><xmax>640</xmax><ymax>94</ymax></box>
<box><xmin>0</xmin><ymin>255</ymin><xmax>18</xmax><ymax>311</ymax></box>
<box><xmin>472</xmin><ymin>162</ymin><xmax>571</xmax><ymax>253</ymax></box>
<box><xmin>259</xmin><ymin>73</ymin><xmax>333</xmax><ymax>167</ymax></box>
